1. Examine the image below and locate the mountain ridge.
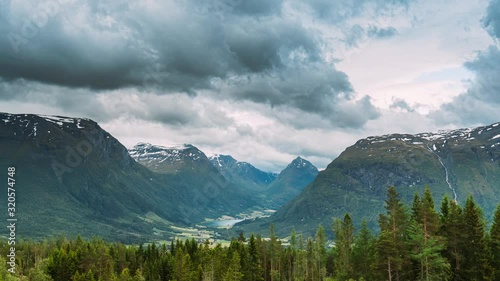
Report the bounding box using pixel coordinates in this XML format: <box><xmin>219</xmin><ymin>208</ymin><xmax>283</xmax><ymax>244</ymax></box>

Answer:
<box><xmin>235</xmin><ymin>121</ymin><xmax>500</xmax><ymax>237</ymax></box>
<box><xmin>208</xmin><ymin>154</ymin><xmax>278</xmax><ymax>191</ymax></box>
<box><xmin>264</xmin><ymin>156</ymin><xmax>319</xmax><ymax>206</ymax></box>
<box><xmin>0</xmin><ymin>113</ymin><xmax>258</xmax><ymax>241</ymax></box>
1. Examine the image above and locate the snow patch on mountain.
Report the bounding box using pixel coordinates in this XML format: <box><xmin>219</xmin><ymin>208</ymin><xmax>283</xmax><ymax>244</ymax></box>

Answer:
<box><xmin>129</xmin><ymin>143</ymin><xmax>199</xmax><ymax>164</ymax></box>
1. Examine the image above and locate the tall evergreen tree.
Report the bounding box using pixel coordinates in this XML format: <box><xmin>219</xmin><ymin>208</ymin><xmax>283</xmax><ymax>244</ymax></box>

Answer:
<box><xmin>315</xmin><ymin>224</ymin><xmax>327</xmax><ymax>280</ymax></box>
<box><xmin>462</xmin><ymin>195</ymin><xmax>491</xmax><ymax>280</ymax></box>
<box><xmin>441</xmin><ymin>199</ymin><xmax>465</xmax><ymax>280</ymax></box>
<box><xmin>333</xmin><ymin>213</ymin><xmax>354</xmax><ymax>280</ymax></box>
<box><xmin>223</xmin><ymin>251</ymin><xmax>243</xmax><ymax>281</ymax></box>
<box><xmin>351</xmin><ymin>219</ymin><xmax>375</xmax><ymax>281</ymax></box>
<box><xmin>248</xmin><ymin>234</ymin><xmax>264</xmax><ymax>281</ymax></box>
<box><xmin>490</xmin><ymin>204</ymin><xmax>500</xmax><ymax>281</ymax></box>
<box><xmin>268</xmin><ymin>224</ymin><xmax>281</xmax><ymax>281</ymax></box>
<box><xmin>377</xmin><ymin>186</ymin><xmax>410</xmax><ymax>281</ymax></box>
<box><xmin>440</xmin><ymin>195</ymin><xmax>450</xmax><ymax>226</ymax></box>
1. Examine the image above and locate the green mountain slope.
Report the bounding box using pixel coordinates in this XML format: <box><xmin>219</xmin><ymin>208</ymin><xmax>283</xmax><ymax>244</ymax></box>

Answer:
<box><xmin>0</xmin><ymin>113</ymin><xmax>256</xmax><ymax>242</ymax></box>
<box><xmin>264</xmin><ymin>157</ymin><xmax>319</xmax><ymax>206</ymax></box>
<box><xmin>0</xmin><ymin>113</ymin><xmax>177</xmax><ymax>242</ymax></box>
<box><xmin>236</xmin><ymin>122</ymin><xmax>500</xmax><ymax>237</ymax></box>
<box><xmin>129</xmin><ymin>143</ymin><xmax>259</xmax><ymax>220</ymax></box>
<box><xmin>208</xmin><ymin>154</ymin><xmax>277</xmax><ymax>192</ymax></box>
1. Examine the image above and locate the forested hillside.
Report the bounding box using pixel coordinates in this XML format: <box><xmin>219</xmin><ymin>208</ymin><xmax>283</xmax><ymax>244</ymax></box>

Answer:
<box><xmin>2</xmin><ymin>187</ymin><xmax>500</xmax><ymax>281</ymax></box>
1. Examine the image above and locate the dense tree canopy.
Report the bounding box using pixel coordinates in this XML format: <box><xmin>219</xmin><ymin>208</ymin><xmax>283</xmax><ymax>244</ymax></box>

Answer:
<box><xmin>1</xmin><ymin>187</ymin><xmax>499</xmax><ymax>281</ymax></box>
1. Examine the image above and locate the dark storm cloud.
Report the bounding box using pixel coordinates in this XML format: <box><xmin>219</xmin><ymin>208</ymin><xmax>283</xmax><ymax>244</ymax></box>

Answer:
<box><xmin>0</xmin><ymin>1</ymin><xmax>234</xmax><ymax>92</ymax></box>
<box><xmin>0</xmin><ymin>1</ymin><xmax>318</xmax><ymax>91</ymax></box>
<box><xmin>0</xmin><ymin>0</ymin><xmax>388</xmax><ymax>129</ymax></box>
<box><xmin>224</xmin><ymin>18</ymin><xmax>320</xmax><ymax>72</ymax></box>
<box><xmin>222</xmin><ymin>62</ymin><xmax>380</xmax><ymax>128</ymax></box>
<box><xmin>483</xmin><ymin>0</ymin><xmax>500</xmax><ymax>39</ymax></box>
<box><xmin>227</xmin><ymin>63</ymin><xmax>352</xmax><ymax>113</ymax></box>
<box><xmin>0</xmin><ymin>78</ymin><xmax>112</xmax><ymax>120</ymax></box>
<box><xmin>0</xmin><ymin>0</ymin><xmax>296</xmax><ymax>91</ymax></box>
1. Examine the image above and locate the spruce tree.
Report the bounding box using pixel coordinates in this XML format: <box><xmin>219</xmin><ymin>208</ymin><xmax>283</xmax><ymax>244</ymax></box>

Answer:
<box><xmin>315</xmin><ymin>224</ymin><xmax>327</xmax><ymax>280</ymax></box>
<box><xmin>377</xmin><ymin>186</ymin><xmax>410</xmax><ymax>281</ymax></box>
<box><xmin>333</xmin><ymin>213</ymin><xmax>354</xmax><ymax>280</ymax></box>
<box><xmin>351</xmin><ymin>219</ymin><xmax>375</xmax><ymax>281</ymax></box>
<box><xmin>223</xmin><ymin>252</ymin><xmax>243</xmax><ymax>281</ymax></box>
<box><xmin>248</xmin><ymin>234</ymin><xmax>263</xmax><ymax>281</ymax></box>
<box><xmin>462</xmin><ymin>195</ymin><xmax>489</xmax><ymax>280</ymax></box>
<box><xmin>441</xmin><ymin>199</ymin><xmax>465</xmax><ymax>280</ymax></box>
<box><xmin>490</xmin><ymin>204</ymin><xmax>500</xmax><ymax>281</ymax></box>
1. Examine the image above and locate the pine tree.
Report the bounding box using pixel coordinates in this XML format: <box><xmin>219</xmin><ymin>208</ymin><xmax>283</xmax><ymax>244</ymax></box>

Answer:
<box><xmin>409</xmin><ymin>187</ymin><xmax>449</xmax><ymax>281</ymax></box>
<box><xmin>247</xmin><ymin>234</ymin><xmax>263</xmax><ymax>281</ymax></box>
<box><xmin>440</xmin><ymin>195</ymin><xmax>450</xmax><ymax>225</ymax></box>
<box><xmin>351</xmin><ymin>219</ymin><xmax>375</xmax><ymax>281</ymax></box>
<box><xmin>296</xmin><ymin>233</ymin><xmax>306</xmax><ymax>281</ymax></box>
<box><xmin>440</xmin><ymin>199</ymin><xmax>465</xmax><ymax>280</ymax></box>
<box><xmin>490</xmin><ymin>204</ymin><xmax>500</xmax><ymax>281</ymax></box>
<box><xmin>315</xmin><ymin>224</ymin><xmax>327</xmax><ymax>280</ymax></box>
<box><xmin>223</xmin><ymin>252</ymin><xmax>243</xmax><ymax>281</ymax></box>
<box><xmin>289</xmin><ymin>229</ymin><xmax>297</xmax><ymax>281</ymax></box>
<box><xmin>118</xmin><ymin>268</ymin><xmax>133</xmax><ymax>281</ymax></box>
<box><xmin>412</xmin><ymin>192</ymin><xmax>422</xmax><ymax>221</ymax></box>
<box><xmin>462</xmin><ymin>195</ymin><xmax>490</xmax><ymax>280</ymax></box>
<box><xmin>133</xmin><ymin>269</ymin><xmax>145</xmax><ymax>281</ymax></box>
<box><xmin>333</xmin><ymin>213</ymin><xmax>354</xmax><ymax>280</ymax></box>
<box><xmin>377</xmin><ymin>186</ymin><xmax>410</xmax><ymax>281</ymax></box>
<box><xmin>408</xmin><ymin>219</ymin><xmax>450</xmax><ymax>281</ymax></box>
<box><xmin>268</xmin><ymin>224</ymin><xmax>281</xmax><ymax>281</ymax></box>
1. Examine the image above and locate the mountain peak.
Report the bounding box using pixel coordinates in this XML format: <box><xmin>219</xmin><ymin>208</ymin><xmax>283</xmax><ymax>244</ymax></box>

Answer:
<box><xmin>264</xmin><ymin>156</ymin><xmax>319</xmax><ymax>205</ymax></box>
<box><xmin>288</xmin><ymin>156</ymin><xmax>317</xmax><ymax>171</ymax></box>
<box><xmin>133</xmin><ymin>142</ymin><xmax>194</xmax><ymax>151</ymax></box>
<box><xmin>1</xmin><ymin>112</ymin><xmax>97</xmax><ymax>139</ymax></box>
<box><xmin>209</xmin><ymin>154</ymin><xmax>238</xmax><ymax>167</ymax></box>
<box><xmin>208</xmin><ymin>154</ymin><xmax>277</xmax><ymax>191</ymax></box>
<box><xmin>128</xmin><ymin>142</ymin><xmax>208</xmax><ymax>174</ymax></box>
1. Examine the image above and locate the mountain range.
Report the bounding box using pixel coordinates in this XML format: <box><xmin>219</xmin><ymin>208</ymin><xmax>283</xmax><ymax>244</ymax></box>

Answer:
<box><xmin>4</xmin><ymin>111</ymin><xmax>500</xmax><ymax>241</ymax></box>
<box><xmin>208</xmin><ymin>154</ymin><xmax>278</xmax><ymax>192</ymax></box>
<box><xmin>236</xmin><ymin>122</ymin><xmax>500</xmax><ymax>237</ymax></box>
<box><xmin>0</xmin><ymin>112</ymin><xmax>317</xmax><ymax>241</ymax></box>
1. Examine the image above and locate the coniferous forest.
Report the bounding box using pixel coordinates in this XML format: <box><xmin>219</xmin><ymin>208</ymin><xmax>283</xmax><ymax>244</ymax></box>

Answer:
<box><xmin>3</xmin><ymin>187</ymin><xmax>500</xmax><ymax>281</ymax></box>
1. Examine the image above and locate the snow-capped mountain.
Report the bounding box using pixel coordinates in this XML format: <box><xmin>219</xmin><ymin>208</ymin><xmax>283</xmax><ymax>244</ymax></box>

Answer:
<box><xmin>208</xmin><ymin>154</ymin><xmax>277</xmax><ymax>191</ymax></box>
<box><xmin>129</xmin><ymin>143</ymin><xmax>209</xmax><ymax>174</ymax></box>
<box><xmin>0</xmin><ymin>113</ymin><xmax>259</xmax><ymax>241</ymax></box>
<box><xmin>237</xmin><ymin>121</ymin><xmax>500</xmax><ymax>237</ymax></box>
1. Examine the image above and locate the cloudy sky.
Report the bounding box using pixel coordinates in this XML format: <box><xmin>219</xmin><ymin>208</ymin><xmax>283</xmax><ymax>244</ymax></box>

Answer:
<box><xmin>1</xmin><ymin>0</ymin><xmax>499</xmax><ymax>172</ymax></box>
